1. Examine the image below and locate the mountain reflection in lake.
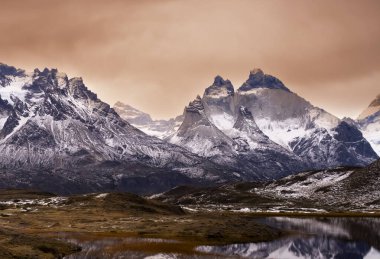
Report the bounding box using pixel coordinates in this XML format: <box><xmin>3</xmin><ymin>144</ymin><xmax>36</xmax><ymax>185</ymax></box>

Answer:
<box><xmin>63</xmin><ymin>217</ymin><xmax>380</xmax><ymax>259</ymax></box>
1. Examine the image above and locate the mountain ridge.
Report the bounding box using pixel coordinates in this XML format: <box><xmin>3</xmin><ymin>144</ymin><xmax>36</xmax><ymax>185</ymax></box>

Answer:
<box><xmin>171</xmin><ymin>71</ymin><xmax>378</xmax><ymax>169</ymax></box>
<box><xmin>115</xmin><ymin>70</ymin><xmax>378</xmax><ymax>171</ymax></box>
<box><xmin>0</xmin><ymin>63</ymin><xmax>238</xmax><ymax>194</ymax></box>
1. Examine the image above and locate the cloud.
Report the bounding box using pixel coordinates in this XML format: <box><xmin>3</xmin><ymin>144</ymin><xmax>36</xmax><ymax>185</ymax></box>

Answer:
<box><xmin>0</xmin><ymin>0</ymin><xmax>379</xmax><ymax>119</ymax></box>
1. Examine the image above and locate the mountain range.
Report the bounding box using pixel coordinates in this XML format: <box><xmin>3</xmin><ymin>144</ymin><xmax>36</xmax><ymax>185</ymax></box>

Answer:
<box><xmin>0</xmin><ymin>62</ymin><xmax>378</xmax><ymax>194</ymax></box>
<box><xmin>116</xmin><ymin>69</ymin><xmax>378</xmax><ymax>172</ymax></box>
<box><xmin>0</xmin><ymin>63</ymin><xmax>238</xmax><ymax>194</ymax></box>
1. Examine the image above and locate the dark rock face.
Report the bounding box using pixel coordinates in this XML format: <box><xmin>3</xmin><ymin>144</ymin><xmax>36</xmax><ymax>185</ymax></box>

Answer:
<box><xmin>239</xmin><ymin>69</ymin><xmax>290</xmax><ymax>92</ymax></box>
<box><xmin>289</xmin><ymin>122</ymin><xmax>378</xmax><ymax>168</ymax></box>
<box><xmin>8</xmin><ymin>121</ymin><xmax>56</xmax><ymax>148</ymax></box>
<box><xmin>170</xmin><ymin>69</ymin><xmax>378</xmax><ymax>172</ymax></box>
<box><xmin>334</xmin><ymin>121</ymin><xmax>364</xmax><ymax>142</ymax></box>
<box><xmin>0</xmin><ymin>63</ymin><xmax>25</xmax><ymax>87</ymax></box>
<box><xmin>333</xmin><ymin>122</ymin><xmax>378</xmax><ymax>162</ymax></box>
<box><xmin>185</xmin><ymin>95</ymin><xmax>204</xmax><ymax>113</ymax></box>
<box><xmin>204</xmin><ymin>76</ymin><xmax>234</xmax><ymax>96</ymax></box>
<box><xmin>233</xmin><ymin>106</ymin><xmax>255</xmax><ymax>130</ymax></box>
<box><xmin>0</xmin><ymin>63</ymin><xmax>237</xmax><ymax>194</ymax></box>
<box><xmin>170</xmin><ymin>93</ymin><xmax>308</xmax><ymax>180</ymax></box>
<box><xmin>202</xmin><ymin>76</ymin><xmax>236</xmax><ymax>124</ymax></box>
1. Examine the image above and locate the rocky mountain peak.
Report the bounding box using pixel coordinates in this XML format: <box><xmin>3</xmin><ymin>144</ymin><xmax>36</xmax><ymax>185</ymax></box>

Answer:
<box><xmin>249</xmin><ymin>68</ymin><xmax>264</xmax><ymax>77</ymax></box>
<box><xmin>0</xmin><ymin>63</ymin><xmax>25</xmax><ymax>87</ymax></box>
<box><xmin>185</xmin><ymin>95</ymin><xmax>204</xmax><ymax>113</ymax></box>
<box><xmin>0</xmin><ymin>63</ymin><xmax>24</xmax><ymax>76</ymax></box>
<box><xmin>239</xmin><ymin>69</ymin><xmax>290</xmax><ymax>92</ymax></box>
<box><xmin>204</xmin><ymin>76</ymin><xmax>234</xmax><ymax>97</ymax></box>
<box><xmin>213</xmin><ymin>75</ymin><xmax>228</xmax><ymax>86</ymax></box>
<box><xmin>68</xmin><ymin>77</ymin><xmax>97</xmax><ymax>101</ymax></box>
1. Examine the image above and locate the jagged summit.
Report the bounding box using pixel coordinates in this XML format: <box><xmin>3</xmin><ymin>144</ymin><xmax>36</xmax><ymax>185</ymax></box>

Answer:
<box><xmin>0</xmin><ymin>63</ymin><xmax>25</xmax><ymax>87</ymax></box>
<box><xmin>0</xmin><ymin>63</ymin><xmax>240</xmax><ymax>194</ymax></box>
<box><xmin>180</xmin><ymin>69</ymin><xmax>377</xmax><ymax>169</ymax></box>
<box><xmin>213</xmin><ymin>75</ymin><xmax>228</xmax><ymax>86</ymax></box>
<box><xmin>185</xmin><ymin>95</ymin><xmax>204</xmax><ymax>113</ymax></box>
<box><xmin>170</xmin><ymin>94</ymin><xmax>308</xmax><ymax>179</ymax></box>
<box><xmin>203</xmin><ymin>76</ymin><xmax>234</xmax><ymax>98</ymax></box>
<box><xmin>238</xmin><ymin>68</ymin><xmax>290</xmax><ymax>92</ymax></box>
<box><xmin>0</xmin><ymin>63</ymin><xmax>24</xmax><ymax>74</ymax></box>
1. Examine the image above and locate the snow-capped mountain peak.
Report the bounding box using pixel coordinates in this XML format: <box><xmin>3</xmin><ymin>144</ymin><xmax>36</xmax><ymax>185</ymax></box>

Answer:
<box><xmin>185</xmin><ymin>95</ymin><xmax>204</xmax><ymax>112</ymax></box>
<box><xmin>0</xmin><ymin>63</ymin><xmax>240</xmax><ymax>194</ymax></box>
<box><xmin>113</xmin><ymin>101</ymin><xmax>153</xmax><ymax>125</ymax></box>
<box><xmin>113</xmin><ymin>101</ymin><xmax>183</xmax><ymax>139</ymax></box>
<box><xmin>114</xmin><ymin>69</ymin><xmax>378</xmax><ymax>178</ymax></box>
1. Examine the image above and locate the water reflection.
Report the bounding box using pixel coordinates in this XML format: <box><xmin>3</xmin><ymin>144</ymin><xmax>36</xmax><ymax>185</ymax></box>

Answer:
<box><xmin>63</xmin><ymin>217</ymin><xmax>380</xmax><ymax>259</ymax></box>
<box><xmin>197</xmin><ymin>236</ymin><xmax>375</xmax><ymax>258</ymax></box>
<box><xmin>197</xmin><ymin>217</ymin><xmax>380</xmax><ymax>259</ymax></box>
<box><xmin>62</xmin><ymin>235</ymin><xmax>181</xmax><ymax>259</ymax></box>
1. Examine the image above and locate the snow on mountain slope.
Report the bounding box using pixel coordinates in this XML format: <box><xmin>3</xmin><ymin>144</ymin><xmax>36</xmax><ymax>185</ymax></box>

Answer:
<box><xmin>257</xmin><ymin>159</ymin><xmax>380</xmax><ymax>210</ymax></box>
<box><xmin>357</xmin><ymin>94</ymin><xmax>380</xmax><ymax>155</ymax></box>
<box><xmin>158</xmin><ymin>159</ymin><xmax>380</xmax><ymax>212</ymax></box>
<box><xmin>165</xmin><ymin>70</ymin><xmax>377</xmax><ymax>178</ymax></box>
<box><xmin>168</xmin><ymin>92</ymin><xmax>307</xmax><ymax>180</ymax></box>
<box><xmin>117</xmin><ymin>69</ymin><xmax>377</xmax><ymax>171</ymax></box>
<box><xmin>202</xmin><ymin>75</ymin><xmax>236</xmax><ymax>131</ymax></box>
<box><xmin>0</xmin><ymin>63</ymin><xmax>239</xmax><ymax>193</ymax></box>
<box><xmin>237</xmin><ymin>69</ymin><xmax>378</xmax><ymax>168</ymax></box>
<box><xmin>114</xmin><ymin>101</ymin><xmax>183</xmax><ymax>139</ymax></box>
<box><xmin>168</xmin><ymin>96</ymin><xmax>237</xmax><ymax>161</ymax></box>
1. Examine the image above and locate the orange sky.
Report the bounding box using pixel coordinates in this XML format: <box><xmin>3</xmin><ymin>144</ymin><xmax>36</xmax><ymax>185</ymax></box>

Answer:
<box><xmin>1</xmin><ymin>0</ymin><xmax>379</xmax><ymax>119</ymax></box>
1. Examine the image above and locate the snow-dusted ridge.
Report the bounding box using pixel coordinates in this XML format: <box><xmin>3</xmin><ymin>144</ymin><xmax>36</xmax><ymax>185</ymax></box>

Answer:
<box><xmin>116</xmin><ymin>69</ymin><xmax>378</xmax><ymax>171</ymax></box>
<box><xmin>0</xmin><ymin>62</ymin><xmax>377</xmax><ymax>194</ymax></box>
<box><xmin>0</xmin><ymin>63</ymin><xmax>238</xmax><ymax>194</ymax></box>
<box><xmin>165</xmin><ymin>70</ymin><xmax>377</xmax><ymax>171</ymax></box>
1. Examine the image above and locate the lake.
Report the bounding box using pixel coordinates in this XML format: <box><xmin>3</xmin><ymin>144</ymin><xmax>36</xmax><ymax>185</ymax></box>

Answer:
<box><xmin>63</xmin><ymin>217</ymin><xmax>380</xmax><ymax>259</ymax></box>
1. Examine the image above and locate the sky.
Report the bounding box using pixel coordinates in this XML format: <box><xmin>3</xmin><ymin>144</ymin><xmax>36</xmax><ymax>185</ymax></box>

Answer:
<box><xmin>1</xmin><ymin>0</ymin><xmax>379</xmax><ymax>119</ymax></box>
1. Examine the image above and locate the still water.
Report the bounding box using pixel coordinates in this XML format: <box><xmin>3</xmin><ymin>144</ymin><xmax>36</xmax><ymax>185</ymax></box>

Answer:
<box><xmin>63</xmin><ymin>217</ymin><xmax>380</xmax><ymax>259</ymax></box>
